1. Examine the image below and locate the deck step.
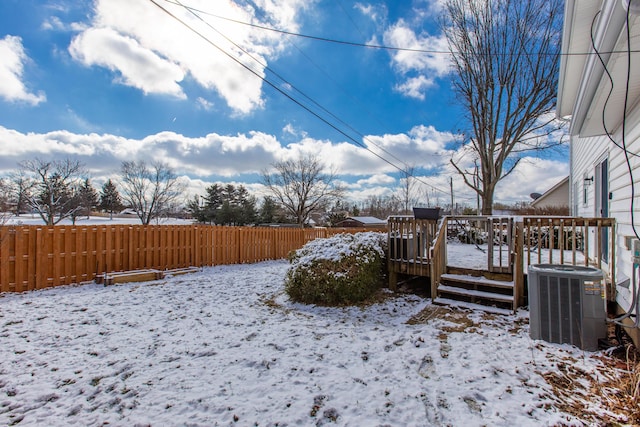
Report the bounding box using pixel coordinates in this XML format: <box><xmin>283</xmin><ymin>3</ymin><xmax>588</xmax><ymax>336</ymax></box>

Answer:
<box><xmin>440</xmin><ymin>273</ymin><xmax>514</xmax><ymax>289</ymax></box>
<box><xmin>433</xmin><ymin>298</ymin><xmax>513</xmax><ymax>315</ymax></box>
<box><xmin>437</xmin><ymin>284</ymin><xmax>514</xmax><ymax>303</ymax></box>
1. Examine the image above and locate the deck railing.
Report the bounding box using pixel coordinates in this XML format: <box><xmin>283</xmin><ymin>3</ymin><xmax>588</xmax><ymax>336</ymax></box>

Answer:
<box><xmin>521</xmin><ymin>216</ymin><xmax>616</xmax><ymax>295</ymax></box>
<box><xmin>429</xmin><ymin>217</ymin><xmax>448</xmax><ymax>297</ymax></box>
<box><xmin>387</xmin><ymin>216</ymin><xmax>438</xmax><ymax>288</ymax></box>
<box><xmin>446</xmin><ymin>216</ymin><xmax>514</xmax><ymax>273</ymax></box>
<box><xmin>386</xmin><ymin>215</ymin><xmax>617</xmax><ymax>303</ymax></box>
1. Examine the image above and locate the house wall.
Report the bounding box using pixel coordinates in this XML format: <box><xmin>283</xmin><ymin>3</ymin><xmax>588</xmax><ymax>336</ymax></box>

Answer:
<box><xmin>531</xmin><ymin>179</ymin><xmax>569</xmax><ymax>209</ymax></box>
<box><xmin>570</xmin><ymin>103</ymin><xmax>640</xmax><ymax>313</ymax></box>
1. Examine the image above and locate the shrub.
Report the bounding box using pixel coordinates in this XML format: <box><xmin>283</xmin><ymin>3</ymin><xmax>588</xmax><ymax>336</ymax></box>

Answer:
<box><xmin>285</xmin><ymin>232</ymin><xmax>387</xmax><ymax>305</ymax></box>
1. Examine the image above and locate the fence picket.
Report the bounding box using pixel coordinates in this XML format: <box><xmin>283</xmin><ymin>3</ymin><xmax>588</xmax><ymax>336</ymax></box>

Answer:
<box><xmin>0</xmin><ymin>224</ymin><xmax>382</xmax><ymax>293</ymax></box>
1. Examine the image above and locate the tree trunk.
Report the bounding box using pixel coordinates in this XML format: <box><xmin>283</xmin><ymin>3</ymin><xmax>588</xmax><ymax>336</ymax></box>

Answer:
<box><xmin>481</xmin><ymin>186</ymin><xmax>494</xmax><ymax>215</ymax></box>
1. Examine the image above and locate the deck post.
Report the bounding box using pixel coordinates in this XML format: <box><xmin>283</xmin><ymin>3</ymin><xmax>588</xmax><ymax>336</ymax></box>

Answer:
<box><xmin>389</xmin><ymin>270</ymin><xmax>398</xmax><ymax>291</ymax></box>
<box><xmin>513</xmin><ymin>221</ymin><xmax>525</xmax><ymax>310</ymax></box>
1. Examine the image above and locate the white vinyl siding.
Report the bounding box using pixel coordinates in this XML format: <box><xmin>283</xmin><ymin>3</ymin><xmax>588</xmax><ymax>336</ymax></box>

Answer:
<box><xmin>570</xmin><ymin>103</ymin><xmax>640</xmax><ymax>311</ymax></box>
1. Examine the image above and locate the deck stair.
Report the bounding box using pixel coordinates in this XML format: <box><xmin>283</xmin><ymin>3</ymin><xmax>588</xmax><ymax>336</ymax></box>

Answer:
<box><xmin>436</xmin><ymin>269</ymin><xmax>515</xmax><ymax>312</ymax></box>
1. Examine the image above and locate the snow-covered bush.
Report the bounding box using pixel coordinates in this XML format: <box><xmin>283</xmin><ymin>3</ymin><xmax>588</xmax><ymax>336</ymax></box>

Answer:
<box><xmin>285</xmin><ymin>232</ymin><xmax>387</xmax><ymax>305</ymax></box>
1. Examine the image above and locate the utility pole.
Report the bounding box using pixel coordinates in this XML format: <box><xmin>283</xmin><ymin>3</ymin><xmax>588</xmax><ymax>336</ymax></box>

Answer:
<box><xmin>474</xmin><ymin>160</ymin><xmax>480</xmax><ymax>215</ymax></box>
<box><xmin>450</xmin><ymin>177</ymin><xmax>454</xmax><ymax>215</ymax></box>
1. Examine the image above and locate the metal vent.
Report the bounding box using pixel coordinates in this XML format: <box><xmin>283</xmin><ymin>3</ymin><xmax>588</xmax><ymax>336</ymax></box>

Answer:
<box><xmin>528</xmin><ymin>264</ymin><xmax>606</xmax><ymax>351</ymax></box>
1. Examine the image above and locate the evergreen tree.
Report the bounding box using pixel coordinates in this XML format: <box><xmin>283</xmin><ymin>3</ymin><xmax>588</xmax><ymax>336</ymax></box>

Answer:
<box><xmin>235</xmin><ymin>185</ymin><xmax>257</xmax><ymax>225</ymax></box>
<box><xmin>186</xmin><ymin>195</ymin><xmax>206</xmax><ymax>223</ymax></box>
<box><xmin>78</xmin><ymin>178</ymin><xmax>98</xmax><ymax>218</ymax></box>
<box><xmin>217</xmin><ymin>200</ymin><xmax>235</xmax><ymax>225</ymax></box>
<box><xmin>99</xmin><ymin>179</ymin><xmax>123</xmax><ymax>220</ymax></box>
<box><xmin>259</xmin><ymin>196</ymin><xmax>277</xmax><ymax>224</ymax></box>
<box><xmin>202</xmin><ymin>184</ymin><xmax>223</xmax><ymax>224</ymax></box>
<box><xmin>191</xmin><ymin>183</ymin><xmax>258</xmax><ymax>225</ymax></box>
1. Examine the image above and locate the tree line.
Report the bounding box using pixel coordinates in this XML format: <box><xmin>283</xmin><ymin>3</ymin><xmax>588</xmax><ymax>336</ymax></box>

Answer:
<box><xmin>0</xmin><ymin>158</ymin><xmax>184</xmax><ymax>226</ymax></box>
<box><xmin>0</xmin><ymin>153</ymin><xmax>457</xmax><ymax>227</ymax></box>
<box><xmin>0</xmin><ymin>154</ymin><xmax>352</xmax><ymax>227</ymax></box>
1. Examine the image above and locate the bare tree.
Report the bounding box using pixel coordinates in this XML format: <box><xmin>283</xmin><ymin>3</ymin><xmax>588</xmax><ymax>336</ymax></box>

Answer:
<box><xmin>396</xmin><ymin>165</ymin><xmax>420</xmax><ymax>215</ymax></box>
<box><xmin>119</xmin><ymin>160</ymin><xmax>186</xmax><ymax>225</ymax></box>
<box><xmin>442</xmin><ymin>0</ymin><xmax>564</xmax><ymax>214</ymax></box>
<box><xmin>0</xmin><ymin>178</ymin><xmax>10</xmax><ymax>216</ymax></box>
<box><xmin>360</xmin><ymin>195</ymin><xmax>402</xmax><ymax>219</ymax></box>
<box><xmin>68</xmin><ymin>178</ymin><xmax>99</xmax><ymax>224</ymax></box>
<box><xmin>261</xmin><ymin>154</ymin><xmax>344</xmax><ymax>227</ymax></box>
<box><xmin>7</xmin><ymin>169</ymin><xmax>34</xmax><ymax>215</ymax></box>
<box><xmin>18</xmin><ymin>158</ymin><xmax>87</xmax><ymax>225</ymax></box>
<box><xmin>0</xmin><ymin>178</ymin><xmax>12</xmax><ymax>243</ymax></box>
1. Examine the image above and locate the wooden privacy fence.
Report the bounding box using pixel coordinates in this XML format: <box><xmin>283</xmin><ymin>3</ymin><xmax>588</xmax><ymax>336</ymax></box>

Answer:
<box><xmin>0</xmin><ymin>224</ymin><xmax>382</xmax><ymax>293</ymax></box>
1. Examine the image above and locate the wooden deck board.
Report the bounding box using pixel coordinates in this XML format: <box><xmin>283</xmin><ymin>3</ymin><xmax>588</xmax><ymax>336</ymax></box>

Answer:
<box><xmin>440</xmin><ymin>273</ymin><xmax>514</xmax><ymax>289</ymax></box>
<box><xmin>437</xmin><ymin>285</ymin><xmax>514</xmax><ymax>303</ymax></box>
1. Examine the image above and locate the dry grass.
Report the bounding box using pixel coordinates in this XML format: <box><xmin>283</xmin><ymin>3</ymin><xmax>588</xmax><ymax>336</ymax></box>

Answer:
<box><xmin>407</xmin><ymin>303</ymin><xmax>640</xmax><ymax>425</ymax></box>
<box><xmin>407</xmin><ymin>304</ymin><xmax>477</xmax><ymax>329</ymax></box>
<box><xmin>537</xmin><ymin>346</ymin><xmax>639</xmax><ymax>426</ymax></box>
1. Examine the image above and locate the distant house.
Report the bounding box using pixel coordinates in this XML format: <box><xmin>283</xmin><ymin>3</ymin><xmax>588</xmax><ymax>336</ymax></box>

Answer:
<box><xmin>557</xmin><ymin>0</ymin><xmax>640</xmax><ymax>344</ymax></box>
<box><xmin>119</xmin><ymin>208</ymin><xmax>138</xmax><ymax>216</ymax></box>
<box><xmin>334</xmin><ymin>216</ymin><xmax>387</xmax><ymax>228</ymax></box>
<box><xmin>530</xmin><ymin>176</ymin><xmax>569</xmax><ymax>210</ymax></box>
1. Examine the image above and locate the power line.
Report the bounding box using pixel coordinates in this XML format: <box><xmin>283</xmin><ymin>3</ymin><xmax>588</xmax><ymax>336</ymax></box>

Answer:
<box><xmin>160</xmin><ymin>0</ymin><xmax>640</xmax><ymax>56</ymax></box>
<box><xmin>151</xmin><ymin>0</ymin><xmax>458</xmax><ymax>198</ymax></box>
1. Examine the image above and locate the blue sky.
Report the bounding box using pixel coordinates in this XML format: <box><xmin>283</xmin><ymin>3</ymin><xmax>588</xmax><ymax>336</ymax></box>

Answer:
<box><xmin>0</xmin><ymin>0</ymin><xmax>568</xmax><ymax>207</ymax></box>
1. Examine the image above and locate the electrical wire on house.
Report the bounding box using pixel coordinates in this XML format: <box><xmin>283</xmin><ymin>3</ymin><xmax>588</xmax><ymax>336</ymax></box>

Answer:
<box><xmin>590</xmin><ymin>5</ymin><xmax>640</xmax><ymax>326</ymax></box>
<box><xmin>591</xmin><ymin>11</ymin><xmax>640</xmax><ymax>160</ymax></box>
<box><xmin>150</xmin><ymin>0</ymin><xmax>459</xmax><ymax>200</ymax></box>
<box><xmin>612</xmin><ymin>263</ymin><xmax>640</xmax><ymax>328</ymax></box>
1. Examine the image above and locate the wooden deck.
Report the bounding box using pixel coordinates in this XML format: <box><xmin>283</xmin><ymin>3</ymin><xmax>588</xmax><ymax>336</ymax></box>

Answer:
<box><xmin>387</xmin><ymin>216</ymin><xmax>437</xmax><ymax>289</ymax></box>
<box><xmin>387</xmin><ymin>215</ymin><xmax>617</xmax><ymax>313</ymax></box>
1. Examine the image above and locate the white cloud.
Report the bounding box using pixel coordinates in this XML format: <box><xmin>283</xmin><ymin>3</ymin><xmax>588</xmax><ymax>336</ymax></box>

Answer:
<box><xmin>0</xmin><ymin>124</ymin><xmax>566</xmax><ymax>206</ymax></box>
<box><xmin>362</xmin><ymin>125</ymin><xmax>456</xmax><ymax>171</ymax></box>
<box><xmin>69</xmin><ymin>27</ymin><xmax>186</xmax><ymax>98</ymax></box>
<box><xmin>355</xmin><ymin>3</ymin><xmax>387</xmax><ymax>22</ymax></box>
<box><xmin>382</xmin><ymin>19</ymin><xmax>450</xmax><ymax>99</ymax></box>
<box><xmin>65</xmin><ymin>107</ymin><xmax>101</xmax><ymax>132</ymax></box>
<box><xmin>0</xmin><ymin>126</ymin><xmax>282</xmax><ymax>178</ymax></box>
<box><xmin>196</xmin><ymin>97</ymin><xmax>214</xmax><ymax>111</ymax></box>
<box><xmin>41</xmin><ymin>16</ymin><xmax>67</xmax><ymax>31</ymax></box>
<box><xmin>356</xmin><ymin>174</ymin><xmax>396</xmax><ymax>187</ymax></box>
<box><xmin>394</xmin><ymin>75</ymin><xmax>435</xmax><ymax>100</ymax></box>
<box><xmin>67</xmin><ymin>0</ymin><xmax>311</xmax><ymax>114</ymax></box>
<box><xmin>494</xmin><ymin>159</ymin><xmax>569</xmax><ymax>203</ymax></box>
<box><xmin>343</xmin><ymin>185</ymin><xmax>395</xmax><ymax>204</ymax></box>
<box><xmin>444</xmin><ymin>143</ymin><xmax>570</xmax><ymax>205</ymax></box>
<box><xmin>282</xmin><ymin>123</ymin><xmax>307</xmax><ymax>139</ymax></box>
<box><xmin>0</xmin><ymin>35</ymin><xmax>46</xmax><ymax>105</ymax></box>
<box><xmin>383</xmin><ymin>20</ymin><xmax>450</xmax><ymax>75</ymax></box>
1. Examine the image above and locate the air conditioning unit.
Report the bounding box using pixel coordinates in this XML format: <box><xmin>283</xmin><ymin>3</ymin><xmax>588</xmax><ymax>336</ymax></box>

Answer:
<box><xmin>528</xmin><ymin>264</ymin><xmax>606</xmax><ymax>351</ymax></box>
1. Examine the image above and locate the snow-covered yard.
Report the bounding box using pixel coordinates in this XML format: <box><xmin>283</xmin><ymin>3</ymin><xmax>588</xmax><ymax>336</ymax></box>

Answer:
<box><xmin>0</xmin><ymin>260</ymin><xmax>630</xmax><ymax>426</ymax></box>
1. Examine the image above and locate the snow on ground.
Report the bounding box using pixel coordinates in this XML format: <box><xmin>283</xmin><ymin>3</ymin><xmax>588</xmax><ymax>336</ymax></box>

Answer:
<box><xmin>447</xmin><ymin>241</ymin><xmax>587</xmax><ymax>271</ymax></box>
<box><xmin>3</xmin><ymin>214</ymin><xmax>194</xmax><ymax>226</ymax></box>
<box><xmin>0</xmin><ymin>260</ymin><xmax>622</xmax><ymax>426</ymax></box>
